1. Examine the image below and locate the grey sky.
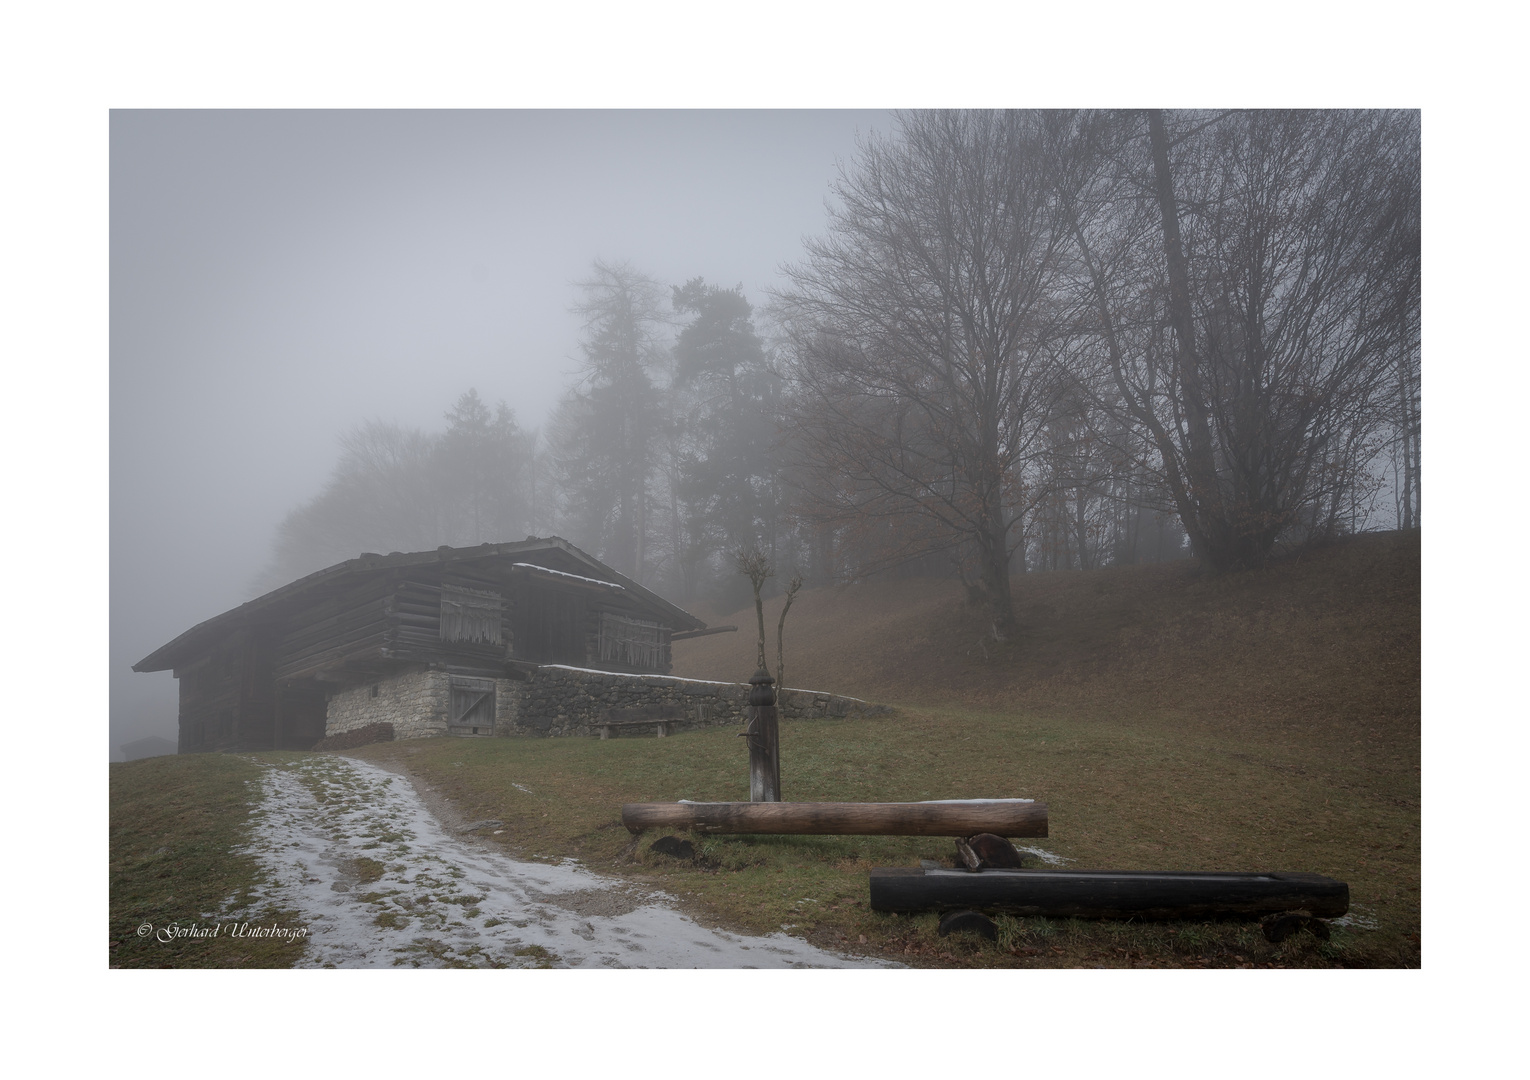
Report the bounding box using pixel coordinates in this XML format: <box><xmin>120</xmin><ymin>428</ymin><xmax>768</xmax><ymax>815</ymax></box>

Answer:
<box><xmin>111</xmin><ymin>109</ymin><xmax>892</xmax><ymax>748</ymax></box>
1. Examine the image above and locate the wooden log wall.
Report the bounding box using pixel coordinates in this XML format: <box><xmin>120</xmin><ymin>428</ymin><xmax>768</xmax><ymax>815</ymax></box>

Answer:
<box><xmin>235</xmin><ymin>628</ymin><xmax>277</xmax><ymax>748</ymax></box>
<box><xmin>447</xmin><ymin>560</ymin><xmax>672</xmax><ymax>671</ymax></box>
<box><xmin>272</xmin><ymin>575</ymin><xmax>398</xmax><ymax>681</ymax></box>
<box><xmin>175</xmin><ymin>632</ymin><xmax>246</xmax><ymax>751</ymax></box>
<box><xmin>175</xmin><ymin>627</ymin><xmax>279</xmax><ymax>752</ymax></box>
<box><xmin>381</xmin><ymin>576</ymin><xmax>510</xmax><ymax>670</ymax></box>
<box><xmin>271</xmin><ymin>573</ymin><xmax>509</xmax><ymax>680</ymax></box>
<box><xmin>582</xmin><ymin>597</ymin><xmax>675</xmax><ymax>673</ymax></box>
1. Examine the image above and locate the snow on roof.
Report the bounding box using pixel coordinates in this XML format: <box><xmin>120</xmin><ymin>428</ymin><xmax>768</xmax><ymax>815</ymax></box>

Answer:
<box><xmin>539</xmin><ymin>665</ymin><xmax>864</xmax><ymax>702</ymax></box>
<box><xmin>511</xmin><ymin>563</ymin><xmax>625</xmax><ymax>589</ymax></box>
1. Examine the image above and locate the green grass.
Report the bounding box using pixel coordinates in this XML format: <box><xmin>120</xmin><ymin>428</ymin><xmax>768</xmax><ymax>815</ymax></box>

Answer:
<box><xmin>109</xmin><ymin>752</ymin><xmax>310</xmax><ymax>968</ymax></box>
<box><xmin>351</xmin><ymin>689</ymin><xmax>1419</xmax><ymax>967</ymax></box>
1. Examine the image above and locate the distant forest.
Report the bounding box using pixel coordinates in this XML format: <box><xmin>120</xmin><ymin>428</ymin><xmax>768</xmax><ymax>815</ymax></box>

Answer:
<box><xmin>260</xmin><ymin>110</ymin><xmax>1420</xmax><ymax>632</ymax></box>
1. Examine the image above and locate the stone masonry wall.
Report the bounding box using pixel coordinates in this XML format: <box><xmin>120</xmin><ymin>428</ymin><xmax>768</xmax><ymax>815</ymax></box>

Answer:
<box><xmin>492</xmin><ymin>676</ymin><xmax>520</xmax><ymax>736</ymax></box>
<box><xmin>325</xmin><ymin>669</ymin><xmax>451</xmax><ymax>740</ymax></box>
<box><xmin>505</xmin><ymin>665</ymin><xmax>880</xmax><ymax>739</ymax></box>
<box><xmin>324</xmin><ymin>664</ymin><xmax>880</xmax><ymax>742</ymax></box>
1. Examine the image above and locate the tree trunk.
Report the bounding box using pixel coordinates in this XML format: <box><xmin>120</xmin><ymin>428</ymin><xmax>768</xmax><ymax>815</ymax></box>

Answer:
<box><xmin>1146</xmin><ymin>110</ymin><xmax>1232</xmax><ymax>570</ymax></box>
<box><xmin>977</xmin><ymin>511</ymin><xmax>1016</xmax><ymax>639</ymax></box>
<box><xmin>1399</xmin><ymin>338</ymin><xmax>1419</xmax><ymax>530</ymax></box>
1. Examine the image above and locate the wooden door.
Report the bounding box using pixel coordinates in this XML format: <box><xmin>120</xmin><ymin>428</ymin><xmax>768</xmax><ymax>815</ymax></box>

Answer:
<box><xmin>448</xmin><ymin>677</ymin><xmax>496</xmax><ymax>736</ymax></box>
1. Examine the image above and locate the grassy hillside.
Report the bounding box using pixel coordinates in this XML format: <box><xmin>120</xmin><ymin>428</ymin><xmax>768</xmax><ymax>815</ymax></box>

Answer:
<box><xmin>658</xmin><ymin>531</ymin><xmax>1420</xmax><ymax>966</ymax></box>
<box><xmin>115</xmin><ymin>532</ymin><xmax>1419</xmax><ymax>968</ymax></box>
<box><xmin>674</xmin><ymin>530</ymin><xmax>1419</xmax><ymax>731</ymax></box>
<box><xmin>354</xmin><ymin>530</ymin><xmax>1417</xmax><ymax>966</ymax></box>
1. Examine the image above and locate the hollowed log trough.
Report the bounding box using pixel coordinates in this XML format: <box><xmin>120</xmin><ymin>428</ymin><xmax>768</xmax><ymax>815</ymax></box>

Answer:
<box><xmin>620</xmin><ymin>799</ymin><xmax>1048</xmax><ymax>837</ymax></box>
<box><xmin>869</xmin><ymin>867</ymin><xmax>1349</xmax><ymax>921</ymax></box>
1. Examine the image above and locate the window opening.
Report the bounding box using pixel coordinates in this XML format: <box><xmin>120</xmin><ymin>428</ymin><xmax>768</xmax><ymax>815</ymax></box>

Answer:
<box><xmin>599</xmin><ymin>614</ymin><xmax>664</xmax><ymax>669</ymax></box>
<box><xmin>440</xmin><ymin>586</ymin><xmax>502</xmax><ymax>644</ymax></box>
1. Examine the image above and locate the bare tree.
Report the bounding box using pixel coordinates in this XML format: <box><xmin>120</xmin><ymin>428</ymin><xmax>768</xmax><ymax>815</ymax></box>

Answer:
<box><xmin>1060</xmin><ymin>109</ymin><xmax>1420</xmax><ymax>571</ymax></box>
<box><xmin>735</xmin><ymin>547</ymin><xmax>773</xmax><ymax>672</ymax></box>
<box><xmin>776</xmin><ymin>111</ymin><xmax>1072</xmax><ymax>637</ymax></box>
<box><xmin>775</xmin><ymin>572</ymin><xmax>803</xmax><ymax>690</ymax></box>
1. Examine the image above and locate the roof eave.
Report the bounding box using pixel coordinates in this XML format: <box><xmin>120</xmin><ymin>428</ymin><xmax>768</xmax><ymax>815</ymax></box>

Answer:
<box><xmin>132</xmin><ymin>536</ymin><xmax>705</xmax><ymax>671</ymax></box>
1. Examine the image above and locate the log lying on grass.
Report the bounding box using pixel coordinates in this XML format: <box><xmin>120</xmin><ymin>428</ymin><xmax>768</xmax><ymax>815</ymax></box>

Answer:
<box><xmin>869</xmin><ymin>867</ymin><xmax>1348</xmax><ymax>920</ymax></box>
<box><xmin>621</xmin><ymin>799</ymin><xmax>1048</xmax><ymax>837</ymax></box>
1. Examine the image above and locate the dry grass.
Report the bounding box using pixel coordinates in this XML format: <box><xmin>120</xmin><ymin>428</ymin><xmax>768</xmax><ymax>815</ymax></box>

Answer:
<box><xmin>109</xmin><ymin>753</ymin><xmax>310</xmax><ymax>968</ymax></box>
<box><xmin>115</xmin><ymin>531</ymin><xmax>1417</xmax><ymax>968</ymax></box>
<box><xmin>353</xmin><ymin>531</ymin><xmax>1418</xmax><ymax>968</ymax></box>
<box><xmin>673</xmin><ymin>531</ymin><xmax>1419</xmax><ymax>735</ymax></box>
<box><xmin>352</xmin><ymin>689</ymin><xmax>1417</xmax><ymax>967</ymax></box>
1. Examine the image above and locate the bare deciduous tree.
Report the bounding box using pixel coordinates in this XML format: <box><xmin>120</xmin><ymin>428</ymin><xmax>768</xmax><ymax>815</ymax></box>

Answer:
<box><xmin>775</xmin><ymin>572</ymin><xmax>803</xmax><ymax>690</ymax></box>
<box><xmin>1061</xmin><ymin>109</ymin><xmax>1420</xmax><ymax>571</ymax></box>
<box><xmin>776</xmin><ymin>111</ymin><xmax>1073</xmax><ymax>637</ymax></box>
<box><xmin>735</xmin><ymin>547</ymin><xmax>773</xmax><ymax>672</ymax></box>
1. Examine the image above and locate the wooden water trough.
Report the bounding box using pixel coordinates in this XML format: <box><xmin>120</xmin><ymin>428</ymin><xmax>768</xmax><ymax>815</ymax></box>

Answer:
<box><xmin>869</xmin><ymin>866</ymin><xmax>1349</xmax><ymax>921</ymax></box>
<box><xmin>620</xmin><ymin>799</ymin><xmax>1048</xmax><ymax>837</ymax></box>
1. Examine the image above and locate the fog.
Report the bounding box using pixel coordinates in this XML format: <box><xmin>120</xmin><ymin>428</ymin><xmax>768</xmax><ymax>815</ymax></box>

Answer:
<box><xmin>111</xmin><ymin>110</ymin><xmax>891</xmax><ymax>750</ymax></box>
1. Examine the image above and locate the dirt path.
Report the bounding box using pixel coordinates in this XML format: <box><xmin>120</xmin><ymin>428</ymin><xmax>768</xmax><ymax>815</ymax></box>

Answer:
<box><xmin>239</xmin><ymin>755</ymin><xmax>898</xmax><ymax>969</ymax></box>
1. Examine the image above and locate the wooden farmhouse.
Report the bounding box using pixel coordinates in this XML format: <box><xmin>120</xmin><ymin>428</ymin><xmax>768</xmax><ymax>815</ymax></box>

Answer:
<box><xmin>133</xmin><ymin>537</ymin><xmax>708</xmax><ymax>753</ymax></box>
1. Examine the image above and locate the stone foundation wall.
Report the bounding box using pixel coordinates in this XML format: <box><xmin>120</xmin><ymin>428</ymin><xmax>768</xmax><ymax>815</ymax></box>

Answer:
<box><xmin>324</xmin><ymin>665</ymin><xmax>879</xmax><ymax>742</ymax></box>
<box><xmin>505</xmin><ymin>665</ymin><xmax>879</xmax><ymax>738</ymax></box>
<box><xmin>325</xmin><ymin>670</ymin><xmax>451</xmax><ymax>740</ymax></box>
<box><xmin>492</xmin><ymin>677</ymin><xmax>520</xmax><ymax>736</ymax></box>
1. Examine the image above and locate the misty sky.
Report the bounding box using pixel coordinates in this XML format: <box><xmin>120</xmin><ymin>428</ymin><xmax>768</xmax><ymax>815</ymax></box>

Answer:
<box><xmin>111</xmin><ymin>110</ymin><xmax>892</xmax><ymax>747</ymax></box>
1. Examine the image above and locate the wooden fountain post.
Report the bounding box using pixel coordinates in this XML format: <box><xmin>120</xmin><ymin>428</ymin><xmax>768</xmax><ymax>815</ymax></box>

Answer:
<box><xmin>745</xmin><ymin>665</ymin><xmax>780</xmax><ymax>802</ymax></box>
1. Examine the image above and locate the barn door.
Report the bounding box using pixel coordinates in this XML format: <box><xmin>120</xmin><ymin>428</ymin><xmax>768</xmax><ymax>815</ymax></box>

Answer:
<box><xmin>448</xmin><ymin>676</ymin><xmax>496</xmax><ymax>736</ymax></box>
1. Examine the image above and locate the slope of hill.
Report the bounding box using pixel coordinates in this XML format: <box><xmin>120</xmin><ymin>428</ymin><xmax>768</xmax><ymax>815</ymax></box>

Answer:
<box><xmin>672</xmin><ymin>530</ymin><xmax>1420</xmax><ymax>732</ymax></box>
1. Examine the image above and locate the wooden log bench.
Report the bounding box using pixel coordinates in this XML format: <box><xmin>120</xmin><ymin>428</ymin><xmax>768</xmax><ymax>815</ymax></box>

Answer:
<box><xmin>621</xmin><ymin>799</ymin><xmax>1048</xmax><ymax>837</ymax></box>
<box><xmin>868</xmin><ymin>866</ymin><xmax>1349</xmax><ymax>920</ymax></box>
<box><xmin>598</xmin><ymin>704</ymin><xmax>687</xmax><ymax>740</ymax></box>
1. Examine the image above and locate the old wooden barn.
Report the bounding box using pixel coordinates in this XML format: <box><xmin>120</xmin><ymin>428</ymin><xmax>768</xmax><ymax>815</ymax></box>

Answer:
<box><xmin>133</xmin><ymin>537</ymin><xmax>708</xmax><ymax>753</ymax></box>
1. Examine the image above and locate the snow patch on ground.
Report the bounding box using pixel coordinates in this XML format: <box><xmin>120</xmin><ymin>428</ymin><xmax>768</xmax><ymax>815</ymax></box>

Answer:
<box><xmin>237</xmin><ymin>755</ymin><xmax>896</xmax><ymax>969</ymax></box>
<box><xmin>1329</xmin><ymin>906</ymin><xmax>1380</xmax><ymax>931</ymax></box>
<box><xmin>1012</xmin><ymin>845</ymin><xmax>1070</xmax><ymax>865</ymax></box>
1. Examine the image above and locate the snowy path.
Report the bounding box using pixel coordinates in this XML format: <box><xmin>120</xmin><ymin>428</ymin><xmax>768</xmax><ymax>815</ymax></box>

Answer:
<box><xmin>238</xmin><ymin>755</ymin><xmax>897</xmax><ymax>969</ymax></box>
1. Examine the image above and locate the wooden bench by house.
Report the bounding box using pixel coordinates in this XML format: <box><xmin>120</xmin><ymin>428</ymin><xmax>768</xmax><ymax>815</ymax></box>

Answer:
<box><xmin>598</xmin><ymin>704</ymin><xmax>686</xmax><ymax>740</ymax></box>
